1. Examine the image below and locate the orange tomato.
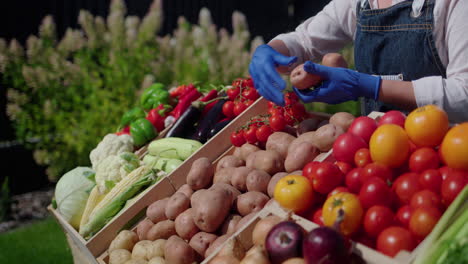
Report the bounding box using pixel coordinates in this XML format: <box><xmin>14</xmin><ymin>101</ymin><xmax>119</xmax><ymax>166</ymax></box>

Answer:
<box><xmin>369</xmin><ymin>124</ymin><xmax>410</xmax><ymax>168</ymax></box>
<box><xmin>405</xmin><ymin>105</ymin><xmax>449</xmax><ymax>147</ymax></box>
<box><xmin>440</xmin><ymin>123</ymin><xmax>468</xmax><ymax>170</ymax></box>
<box><xmin>322</xmin><ymin>192</ymin><xmax>363</xmax><ymax>236</ymax></box>
<box><xmin>274</xmin><ymin>175</ymin><xmax>315</xmax><ymax>213</ymax></box>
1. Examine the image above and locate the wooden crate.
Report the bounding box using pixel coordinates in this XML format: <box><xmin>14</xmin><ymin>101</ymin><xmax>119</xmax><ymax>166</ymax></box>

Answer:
<box><xmin>49</xmin><ymin>97</ymin><xmax>269</xmax><ymax>262</ymax></box>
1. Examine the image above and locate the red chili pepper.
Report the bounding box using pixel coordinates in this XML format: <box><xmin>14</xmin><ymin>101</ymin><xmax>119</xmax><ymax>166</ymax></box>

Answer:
<box><xmin>170</xmin><ymin>88</ymin><xmax>202</xmax><ymax>119</ymax></box>
<box><xmin>146</xmin><ymin>104</ymin><xmax>171</xmax><ymax>132</ymax></box>
<box><xmin>170</xmin><ymin>83</ymin><xmax>197</xmax><ymax>99</ymax></box>
<box><xmin>200</xmin><ymin>89</ymin><xmax>219</xmax><ymax>115</ymax></box>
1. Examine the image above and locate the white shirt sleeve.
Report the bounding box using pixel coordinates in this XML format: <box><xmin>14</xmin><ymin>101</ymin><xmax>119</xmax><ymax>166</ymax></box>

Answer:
<box><xmin>413</xmin><ymin>0</ymin><xmax>468</xmax><ymax>123</ymax></box>
<box><xmin>273</xmin><ymin>0</ymin><xmax>357</xmax><ymax>65</ymax></box>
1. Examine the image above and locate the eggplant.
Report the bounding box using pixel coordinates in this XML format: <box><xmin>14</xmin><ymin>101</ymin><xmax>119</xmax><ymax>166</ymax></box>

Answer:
<box><xmin>192</xmin><ymin>99</ymin><xmax>227</xmax><ymax>143</ymax></box>
<box><xmin>207</xmin><ymin>119</ymin><xmax>232</xmax><ymax>139</ymax></box>
<box><xmin>165</xmin><ymin>106</ymin><xmax>202</xmax><ymax>138</ymax></box>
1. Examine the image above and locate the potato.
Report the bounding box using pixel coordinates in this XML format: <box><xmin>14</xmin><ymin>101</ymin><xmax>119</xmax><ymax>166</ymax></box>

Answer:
<box><xmin>290</xmin><ymin>63</ymin><xmax>322</xmax><ymax>90</ymax></box>
<box><xmin>217</xmin><ymin>238</ymin><xmax>246</xmax><ymax>260</ymax></box>
<box><xmin>205</xmin><ymin>234</ymin><xmax>230</xmax><ymax>258</ymax></box>
<box><xmin>219</xmin><ymin>214</ymin><xmax>242</xmax><ymax>235</ymax></box>
<box><xmin>235</xmin><ymin>212</ymin><xmax>258</xmax><ymax>230</ymax></box>
<box><xmin>284</xmin><ymin>142</ymin><xmax>319</xmax><ymax>172</ymax></box>
<box><xmin>214</xmin><ymin>167</ymin><xmax>236</xmax><ymax>184</ymax></box>
<box><xmin>251</xmin><ymin>150</ymin><xmax>284</xmax><ymax>175</ymax></box>
<box><xmin>329</xmin><ymin>112</ymin><xmax>355</xmax><ymax>132</ymax></box>
<box><xmin>165</xmin><ymin>192</ymin><xmax>190</xmax><ymax>220</ymax></box>
<box><xmin>192</xmin><ymin>189</ymin><xmax>232</xmax><ymax>232</ymax></box>
<box><xmin>246</xmin><ymin>170</ymin><xmax>271</xmax><ymax>193</ymax></box>
<box><xmin>252</xmin><ymin>215</ymin><xmax>282</xmax><ymax>246</ymax></box>
<box><xmin>132</xmin><ymin>239</ymin><xmax>166</xmax><ymax>260</ymax></box>
<box><xmin>322</xmin><ymin>52</ymin><xmax>348</xmax><ymax>68</ymax></box>
<box><xmin>267</xmin><ymin>172</ymin><xmax>288</xmax><ymax>198</ymax></box>
<box><xmin>296</xmin><ymin>118</ymin><xmax>321</xmax><ymax>136</ymax></box>
<box><xmin>147</xmin><ymin>198</ymin><xmax>169</xmax><ymax>223</ymax></box>
<box><xmin>189</xmin><ymin>232</ymin><xmax>218</xmax><ymax>257</ymax></box>
<box><xmin>282</xmin><ymin>258</ymin><xmax>305</xmax><ymax>264</ymax></box>
<box><xmin>233</xmin><ymin>147</ymin><xmax>243</xmax><ymax>160</ymax></box>
<box><xmin>239</xmin><ymin>144</ymin><xmax>261</xmax><ymax>161</ymax></box>
<box><xmin>124</xmin><ymin>259</ymin><xmax>148</xmax><ymax>264</ymax></box>
<box><xmin>109</xmin><ymin>230</ymin><xmax>138</xmax><ymax>252</ymax></box>
<box><xmin>318</xmin><ymin>119</ymin><xmax>329</xmax><ymax>128</ymax></box>
<box><xmin>136</xmin><ymin>218</ymin><xmax>154</xmax><ymax>240</ymax></box>
<box><xmin>164</xmin><ymin>235</ymin><xmax>196</xmax><ymax>264</ymax></box>
<box><xmin>230</xmin><ymin>166</ymin><xmax>253</xmax><ymax>192</ymax></box>
<box><xmin>190</xmin><ymin>189</ymin><xmax>208</xmax><ymax>209</ymax></box>
<box><xmin>266</xmin><ymin>132</ymin><xmax>296</xmax><ymax>159</ymax></box>
<box><xmin>208</xmin><ymin>255</ymin><xmax>240</xmax><ymax>264</ymax></box>
<box><xmin>210</xmin><ymin>183</ymin><xmax>241</xmax><ymax>206</ymax></box>
<box><xmin>148</xmin><ymin>257</ymin><xmax>166</xmax><ymax>264</ymax></box>
<box><xmin>175</xmin><ymin>208</ymin><xmax>199</xmax><ymax>240</ymax></box>
<box><xmin>186</xmin><ymin>157</ymin><xmax>214</xmax><ymax>190</ymax></box>
<box><xmin>245</xmin><ymin>151</ymin><xmax>259</xmax><ymax>169</ymax></box>
<box><xmin>177</xmin><ymin>184</ymin><xmax>194</xmax><ymax>198</ymax></box>
<box><xmin>147</xmin><ymin>219</ymin><xmax>176</xmax><ymax>241</ymax></box>
<box><xmin>216</xmin><ymin>155</ymin><xmax>245</xmax><ymax>172</ymax></box>
<box><xmin>240</xmin><ymin>245</ymin><xmax>269</xmax><ymax>264</ymax></box>
<box><xmin>236</xmin><ymin>191</ymin><xmax>269</xmax><ymax>216</ymax></box>
<box><xmin>109</xmin><ymin>249</ymin><xmax>131</xmax><ymax>264</ymax></box>
<box><xmin>311</xmin><ymin>123</ymin><xmax>344</xmax><ymax>151</ymax></box>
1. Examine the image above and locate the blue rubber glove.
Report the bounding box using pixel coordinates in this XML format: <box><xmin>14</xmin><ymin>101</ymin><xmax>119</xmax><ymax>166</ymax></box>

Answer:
<box><xmin>249</xmin><ymin>44</ymin><xmax>297</xmax><ymax>106</ymax></box>
<box><xmin>293</xmin><ymin>61</ymin><xmax>381</xmax><ymax>104</ymax></box>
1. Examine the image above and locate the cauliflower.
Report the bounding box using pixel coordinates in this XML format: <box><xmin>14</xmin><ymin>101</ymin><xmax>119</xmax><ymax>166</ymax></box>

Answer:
<box><xmin>90</xmin><ymin>133</ymin><xmax>134</xmax><ymax>169</ymax></box>
<box><xmin>94</xmin><ymin>152</ymin><xmax>140</xmax><ymax>194</ymax></box>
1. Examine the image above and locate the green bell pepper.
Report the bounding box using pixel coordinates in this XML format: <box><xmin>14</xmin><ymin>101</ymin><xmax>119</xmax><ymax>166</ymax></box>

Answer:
<box><xmin>120</xmin><ymin>107</ymin><xmax>146</xmax><ymax>127</ymax></box>
<box><xmin>140</xmin><ymin>83</ymin><xmax>170</xmax><ymax>110</ymax></box>
<box><xmin>130</xmin><ymin>118</ymin><xmax>157</xmax><ymax>147</ymax></box>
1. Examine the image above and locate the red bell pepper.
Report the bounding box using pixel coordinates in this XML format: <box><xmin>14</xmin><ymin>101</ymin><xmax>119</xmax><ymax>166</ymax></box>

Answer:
<box><xmin>146</xmin><ymin>104</ymin><xmax>171</xmax><ymax>132</ymax></box>
<box><xmin>116</xmin><ymin>125</ymin><xmax>130</xmax><ymax>135</ymax></box>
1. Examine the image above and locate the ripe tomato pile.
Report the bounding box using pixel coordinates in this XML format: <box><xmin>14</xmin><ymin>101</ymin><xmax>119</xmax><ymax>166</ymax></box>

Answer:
<box><xmin>222</xmin><ymin>77</ymin><xmax>260</xmax><ymax>118</ymax></box>
<box><xmin>274</xmin><ymin>106</ymin><xmax>468</xmax><ymax>258</ymax></box>
<box><xmin>230</xmin><ymin>92</ymin><xmax>307</xmax><ymax>146</ymax></box>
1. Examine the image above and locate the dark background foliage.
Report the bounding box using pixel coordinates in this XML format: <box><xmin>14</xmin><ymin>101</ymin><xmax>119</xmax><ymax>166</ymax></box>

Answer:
<box><xmin>0</xmin><ymin>0</ymin><xmax>330</xmax><ymax>195</ymax></box>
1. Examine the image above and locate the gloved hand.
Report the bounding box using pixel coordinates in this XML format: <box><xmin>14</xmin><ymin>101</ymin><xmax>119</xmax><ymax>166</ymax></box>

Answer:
<box><xmin>249</xmin><ymin>44</ymin><xmax>297</xmax><ymax>106</ymax></box>
<box><xmin>293</xmin><ymin>61</ymin><xmax>381</xmax><ymax>104</ymax></box>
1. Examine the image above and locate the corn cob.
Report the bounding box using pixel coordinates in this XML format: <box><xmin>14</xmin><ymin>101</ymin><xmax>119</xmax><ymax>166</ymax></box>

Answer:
<box><xmin>79</xmin><ymin>186</ymin><xmax>105</xmax><ymax>232</ymax></box>
<box><xmin>79</xmin><ymin>166</ymin><xmax>155</xmax><ymax>239</ymax></box>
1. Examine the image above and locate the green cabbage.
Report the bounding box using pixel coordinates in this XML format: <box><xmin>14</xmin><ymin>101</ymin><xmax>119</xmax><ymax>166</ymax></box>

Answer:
<box><xmin>54</xmin><ymin>167</ymin><xmax>95</xmax><ymax>229</ymax></box>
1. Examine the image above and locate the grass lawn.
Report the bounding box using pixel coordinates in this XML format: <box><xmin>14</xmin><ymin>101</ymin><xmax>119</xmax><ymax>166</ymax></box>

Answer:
<box><xmin>0</xmin><ymin>217</ymin><xmax>73</xmax><ymax>264</ymax></box>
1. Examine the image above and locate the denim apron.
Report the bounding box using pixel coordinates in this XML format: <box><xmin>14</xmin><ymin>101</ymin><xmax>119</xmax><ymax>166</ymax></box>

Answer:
<box><xmin>354</xmin><ymin>0</ymin><xmax>446</xmax><ymax>114</ymax></box>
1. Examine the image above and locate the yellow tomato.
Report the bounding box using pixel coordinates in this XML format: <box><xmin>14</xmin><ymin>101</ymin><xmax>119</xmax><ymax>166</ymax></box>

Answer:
<box><xmin>440</xmin><ymin>123</ymin><xmax>468</xmax><ymax>170</ymax></box>
<box><xmin>322</xmin><ymin>192</ymin><xmax>363</xmax><ymax>236</ymax></box>
<box><xmin>369</xmin><ymin>124</ymin><xmax>410</xmax><ymax>168</ymax></box>
<box><xmin>274</xmin><ymin>175</ymin><xmax>314</xmax><ymax>213</ymax></box>
<box><xmin>405</xmin><ymin>105</ymin><xmax>449</xmax><ymax>147</ymax></box>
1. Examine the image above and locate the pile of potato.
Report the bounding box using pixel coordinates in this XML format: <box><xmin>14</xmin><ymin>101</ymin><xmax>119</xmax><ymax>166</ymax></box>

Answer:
<box><xmin>107</xmin><ymin>112</ymin><xmax>355</xmax><ymax>264</ymax></box>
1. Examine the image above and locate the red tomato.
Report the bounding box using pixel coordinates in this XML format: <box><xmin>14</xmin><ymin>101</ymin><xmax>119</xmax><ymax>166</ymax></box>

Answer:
<box><xmin>255</xmin><ymin>125</ymin><xmax>273</xmax><ymax>142</ymax></box>
<box><xmin>410</xmin><ymin>190</ymin><xmax>442</xmax><ymax>210</ymax></box>
<box><xmin>409</xmin><ymin>140</ymin><xmax>418</xmax><ymax>154</ymax></box>
<box><xmin>302</xmin><ymin>161</ymin><xmax>321</xmax><ymax>181</ymax></box>
<box><xmin>233</xmin><ymin>102</ymin><xmax>247</xmax><ymax>116</ymax></box>
<box><xmin>332</xmin><ymin>133</ymin><xmax>368</xmax><ymax>164</ymax></box>
<box><xmin>441</xmin><ymin>174</ymin><xmax>468</xmax><ymax>206</ymax></box>
<box><xmin>409</xmin><ymin>147</ymin><xmax>440</xmax><ymax>173</ymax></box>
<box><xmin>439</xmin><ymin>166</ymin><xmax>468</xmax><ymax>181</ymax></box>
<box><xmin>396</xmin><ymin>205</ymin><xmax>413</xmax><ymax>228</ymax></box>
<box><xmin>361</xmin><ymin>162</ymin><xmax>394</xmax><ymax>183</ymax></box>
<box><xmin>419</xmin><ymin>169</ymin><xmax>443</xmax><ymax>194</ymax></box>
<box><xmin>269</xmin><ymin>114</ymin><xmax>286</xmax><ymax>132</ymax></box>
<box><xmin>222</xmin><ymin>101</ymin><xmax>235</xmax><ymax>118</ymax></box>
<box><xmin>288</xmin><ymin>104</ymin><xmax>307</xmax><ymax>121</ymax></box>
<box><xmin>392</xmin><ymin>172</ymin><xmax>422</xmax><ymax>205</ymax></box>
<box><xmin>355</xmin><ymin>148</ymin><xmax>372</xmax><ymax>168</ymax></box>
<box><xmin>327</xmin><ymin>186</ymin><xmax>350</xmax><ymax>198</ymax></box>
<box><xmin>244</xmin><ymin>99</ymin><xmax>255</xmax><ymax>107</ymax></box>
<box><xmin>243</xmin><ymin>126</ymin><xmax>258</xmax><ymax>144</ymax></box>
<box><xmin>226</xmin><ymin>86</ymin><xmax>240</xmax><ymax>101</ymax></box>
<box><xmin>377</xmin><ymin>227</ymin><xmax>416</xmax><ymax>257</ymax></box>
<box><xmin>335</xmin><ymin>161</ymin><xmax>353</xmax><ymax>175</ymax></box>
<box><xmin>359</xmin><ymin>177</ymin><xmax>392</xmax><ymax>209</ymax></box>
<box><xmin>230</xmin><ymin>131</ymin><xmax>246</xmax><ymax>147</ymax></box>
<box><xmin>346</xmin><ymin>168</ymin><xmax>365</xmax><ymax>193</ymax></box>
<box><xmin>378</xmin><ymin>110</ymin><xmax>406</xmax><ymax>128</ymax></box>
<box><xmin>312</xmin><ymin>208</ymin><xmax>324</xmax><ymax>226</ymax></box>
<box><xmin>409</xmin><ymin>206</ymin><xmax>441</xmax><ymax>239</ymax></box>
<box><xmin>242</xmin><ymin>87</ymin><xmax>260</xmax><ymax>100</ymax></box>
<box><xmin>348</xmin><ymin>116</ymin><xmax>378</xmax><ymax>143</ymax></box>
<box><xmin>309</xmin><ymin>162</ymin><xmax>344</xmax><ymax>194</ymax></box>
<box><xmin>364</xmin><ymin>205</ymin><xmax>395</xmax><ymax>238</ymax></box>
